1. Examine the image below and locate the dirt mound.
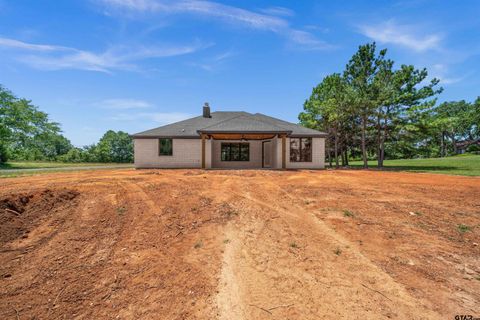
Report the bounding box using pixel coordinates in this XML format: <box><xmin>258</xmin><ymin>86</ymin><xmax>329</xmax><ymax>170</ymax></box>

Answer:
<box><xmin>0</xmin><ymin>189</ymin><xmax>79</xmax><ymax>245</ymax></box>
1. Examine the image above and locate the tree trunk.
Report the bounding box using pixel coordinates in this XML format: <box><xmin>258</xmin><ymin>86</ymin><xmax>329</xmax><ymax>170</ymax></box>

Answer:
<box><xmin>452</xmin><ymin>135</ymin><xmax>457</xmax><ymax>154</ymax></box>
<box><xmin>327</xmin><ymin>146</ymin><xmax>332</xmax><ymax>168</ymax></box>
<box><xmin>377</xmin><ymin>106</ymin><xmax>389</xmax><ymax>168</ymax></box>
<box><xmin>379</xmin><ymin>143</ymin><xmax>385</xmax><ymax>167</ymax></box>
<box><xmin>334</xmin><ymin>131</ymin><xmax>339</xmax><ymax>169</ymax></box>
<box><xmin>344</xmin><ymin>132</ymin><xmax>349</xmax><ymax>166</ymax></box>
<box><xmin>361</xmin><ymin>115</ymin><xmax>368</xmax><ymax>168</ymax></box>
<box><xmin>376</xmin><ymin>111</ymin><xmax>382</xmax><ymax>167</ymax></box>
<box><xmin>440</xmin><ymin>132</ymin><xmax>445</xmax><ymax>157</ymax></box>
<box><xmin>378</xmin><ymin>123</ymin><xmax>386</xmax><ymax>167</ymax></box>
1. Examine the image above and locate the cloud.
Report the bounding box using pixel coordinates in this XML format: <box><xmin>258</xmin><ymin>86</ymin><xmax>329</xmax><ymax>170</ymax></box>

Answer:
<box><xmin>358</xmin><ymin>20</ymin><xmax>441</xmax><ymax>52</ymax></box>
<box><xmin>0</xmin><ymin>36</ymin><xmax>208</xmax><ymax>72</ymax></box>
<box><xmin>96</xmin><ymin>98</ymin><xmax>153</xmax><ymax>109</ymax></box>
<box><xmin>431</xmin><ymin>63</ymin><xmax>466</xmax><ymax>85</ymax></box>
<box><xmin>96</xmin><ymin>0</ymin><xmax>332</xmax><ymax>50</ymax></box>
<box><xmin>112</xmin><ymin>111</ymin><xmax>193</xmax><ymax>124</ymax></box>
<box><xmin>286</xmin><ymin>30</ymin><xmax>331</xmax><ymax>50</ymax></box>
<box><xmin>259</xmin><ymin>6</ymin><xmax>295</xmax><ymax>17</ymax></box>
<box><xmin>188</xmin><ymin>50</ymin><xmax>236</xmax><ymax>71</ymax></box>
<box><xmin>0</xmin><ymin>37</ymin><xmax>69</xmax><ymax>51</ymax></box>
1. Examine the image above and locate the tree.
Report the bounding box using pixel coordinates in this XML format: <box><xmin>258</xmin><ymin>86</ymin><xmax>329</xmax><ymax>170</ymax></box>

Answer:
<box><xmin>472</xmin><ymin>97</ymin><xmax>480</xmax><ymax>138</ymax></box>
<box><xmin>374</xmin><ymin>64</ymin><xmax>441</xmax><ymax>165</ymax></box>
<box><xmin>300</xmin><ymin>74</ymin><xmax>351</xmax><ymax>168</ymax></box>
<box><xmin>0</xmin><ymin>85</ymin><xmax>73</xmax><ymax>163</ymax></box>
<box><xmin>344</xmin><ymin>43</ymin><xmax>387</xmax><ymax>168</ymax></box>
<box><xmin>0</xmin><ymin>86</ymin><xmax>16</xmax><ymax>162</ymax></box>
<box><xmin>300</xmin><ymin>42</ymin><xmax>445</xmax><ymax>165</ymax></box>
<box><xmin>95</xmin><ymin>130</ymin><xmax>133</xmax><ymax>163</ymax></box>
<box><xmin>433</xmin><ymin>100</ymin><xmax>476</xmax><ymax>155</ymax></box>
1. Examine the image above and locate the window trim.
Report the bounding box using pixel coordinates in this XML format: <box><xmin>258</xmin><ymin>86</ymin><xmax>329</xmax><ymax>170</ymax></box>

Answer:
<box><xmin>159</xmin><ymin>138</ymin><xmax>173</xmax><ymax>156</ymax></box>
<box><xmin>290</xmin><ymin>137</ymin><xmax>313</xmax><ymax>162</ymax></box>
<box><xmin>221</xmin><ymin>142</ymin><xmax>250</xmax><ymax>161</ymax></box>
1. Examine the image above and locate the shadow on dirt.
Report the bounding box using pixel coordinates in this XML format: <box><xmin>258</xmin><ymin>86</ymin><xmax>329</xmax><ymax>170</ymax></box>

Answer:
<box><xmin>0</xmin><ymin>189</ymin><xmax>79</xmax><ymax>245</ymax></box>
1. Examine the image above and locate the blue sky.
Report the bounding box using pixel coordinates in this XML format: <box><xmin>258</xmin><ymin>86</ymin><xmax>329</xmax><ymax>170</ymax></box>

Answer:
<box><xmin>1</xmin><ymin>0</ymin><xmax>479</xmax><ymax>146</ymax></box>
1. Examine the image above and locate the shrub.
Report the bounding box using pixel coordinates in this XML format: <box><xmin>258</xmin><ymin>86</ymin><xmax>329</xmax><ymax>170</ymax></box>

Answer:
<box><xmin>466</xmin><ymin>144</ymin><xmax>480</xmax><ymax>152</ymax></box>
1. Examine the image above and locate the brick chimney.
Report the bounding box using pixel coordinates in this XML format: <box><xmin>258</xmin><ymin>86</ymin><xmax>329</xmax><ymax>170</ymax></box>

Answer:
<box><xmin>203</xmin><ymin>102</ymin><xmax>211</xmax><ymax>118</ymax></box>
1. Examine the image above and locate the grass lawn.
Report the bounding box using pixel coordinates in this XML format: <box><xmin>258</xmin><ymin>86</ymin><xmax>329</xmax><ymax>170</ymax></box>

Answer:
<box><xmin>0</xmin><ymin>161</ymin><xmax>133</xmax><ymax>178</ymax></box>
<box><xmin>0</xmin><ymin>161</ymin><xmax>133</xmax><ymax>170</ymax></box>
<box><xmin>349</xmin><ymin>154</ymin><xmax>480</xmax><ymax>176</ymax></box>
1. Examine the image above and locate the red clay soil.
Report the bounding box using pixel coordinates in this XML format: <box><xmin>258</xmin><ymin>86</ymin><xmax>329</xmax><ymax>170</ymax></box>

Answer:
<box><xmin>0</xmin><ymin>169</ymin><xmax>479</xmax><ymax>319</ymax></box>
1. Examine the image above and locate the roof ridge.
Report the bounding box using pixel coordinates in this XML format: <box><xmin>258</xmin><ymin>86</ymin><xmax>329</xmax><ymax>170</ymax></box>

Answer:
<box><xmin>198</xmin><ymin>113</ymin><xmax>287</xmax><ymax>132</ymax></box>
<box><xmin>198</xmin><ymin>113</ymin><xmax>246</xmax><ymax>131</ymax></box>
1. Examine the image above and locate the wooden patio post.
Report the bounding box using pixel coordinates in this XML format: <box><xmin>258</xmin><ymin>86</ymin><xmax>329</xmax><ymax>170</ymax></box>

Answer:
<box><xmin>201</xmin><ymin>134</ymin><xmax>206</xmax><ymax>169</ymax></box>
<box><xmin>281</xmin><ymin>134</ymin><xmax>286</xmax><ymax>169</ymax></box>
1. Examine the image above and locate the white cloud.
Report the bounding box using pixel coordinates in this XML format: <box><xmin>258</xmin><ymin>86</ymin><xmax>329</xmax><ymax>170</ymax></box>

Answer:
<box><xmin>96</xmin><ymin>98</ymin><xmax>153</xmax><ymax>109</ymax></box>
<box><xmin>112</xmin><ymin>111</ymin><xmax>193</xmax><ymax>124</ymax></box>
<box><xmin>358</xmin><ymin>20</ymin><xmax>441</xmax><ymax>52</ymax></box>
<box><xmin>286</xmin><ymin>30</ymin><xmax>331</xmax><ymax>50</ymax></box>
<box><xmin>431</xmin><ymin>63</ymin><xmax>465</xmax><ymax>85</ymax></box>
<box><xmin>188</xmin><ymin>50</ymin><xmax>235</xmax><ymax>71</ymax></box>
<box><xmin>0</xmin><ymin>37</ymin><xmax>72</xmax><ymax>51</ymax></box>
<box><xmin>96</xmin><ymin>0</ymin><xmax>331</xmax><ymax>50</ymax></box>
<box><xmin>0</xmin><ymin>36</ymin><xmax>208</xmax><ymax>72</ymax></box>
<box><xmin>259</xmin><ymin>6</ymin><xmax>295</xmax><ymax>17</ymax></box>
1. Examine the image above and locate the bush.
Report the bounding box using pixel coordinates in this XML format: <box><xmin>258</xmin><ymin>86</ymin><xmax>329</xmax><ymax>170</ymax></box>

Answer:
<box><xmin>466</xmin><ymin>144</ymin><xmax>480</xmax><ymax>153</ymax></box>
<box><xmin>58</xmin><ymin>148</ymin><xmax>87</xmax><ymax>163</ymax></box>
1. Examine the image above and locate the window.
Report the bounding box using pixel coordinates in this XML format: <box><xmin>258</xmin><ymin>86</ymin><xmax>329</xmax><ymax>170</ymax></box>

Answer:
<box><xmin>290</xmin><ymin>138</ymin><xmax>312</xmax><ymax>162</ymax></box>
<box><xmin>221</xmin><ymin>143</ymin><xmax>249</xmax><ymax>161</ymax></box>
<box><xmin>159</xmin><ymin>138</ymin><xmax>173</xmax><ymax>156</ymax></box>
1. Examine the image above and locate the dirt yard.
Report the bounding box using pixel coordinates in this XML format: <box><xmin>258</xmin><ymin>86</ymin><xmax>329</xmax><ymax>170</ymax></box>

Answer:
<box><xmin>0</xmin><ymin>169</ymin><xmax>479</xmax><ymax>319</ymax></box>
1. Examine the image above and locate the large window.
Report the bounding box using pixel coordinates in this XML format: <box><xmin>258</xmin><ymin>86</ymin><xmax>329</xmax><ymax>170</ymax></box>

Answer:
<box><xmin>159</xmin><ymin>138</ymin><xmax>173</xmax><ymax>156</ymax></box>
<box><xmin>221</xmin><ymin>143</ymin><xmax>249</xmax><ymax>161</ymax></box>
<box><xmin>290</xmin><ymin>138</ymin><xmax>312</xmax><ymax>162</ymax></box>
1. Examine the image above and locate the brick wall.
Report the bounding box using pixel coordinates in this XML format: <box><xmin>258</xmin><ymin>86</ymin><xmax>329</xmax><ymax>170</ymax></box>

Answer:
<box><xmin>272</xmin><ymin>137</ymin><xmax>325</xmax><ymax>169</ymax></box>
<box><xmin>134</xmin><ymin>138</ymin><xmax>208</xmax><ymax>168</ymax></box>
<box><xmin>134</xmin><ymin>136</ymin><xmax>324</xmax><ymax>169</ymax></box>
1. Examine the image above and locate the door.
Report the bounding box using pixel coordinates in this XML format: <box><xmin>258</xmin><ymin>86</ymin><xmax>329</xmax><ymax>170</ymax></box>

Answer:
<box><xmin>262</xmin><ymin>141</ymin><xmax>272</xmax><ymax>168</ymax></box>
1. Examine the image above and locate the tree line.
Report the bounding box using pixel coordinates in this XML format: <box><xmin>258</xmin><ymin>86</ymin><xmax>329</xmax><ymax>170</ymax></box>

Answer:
<box><xmin>300</xmin><ymin>42</ymin><xmax>480</xmax><ymax>168</ymax></box>
<box><xmin>0</xmin><ymin>85</ymin><xmax>133</xmax><ymax>164</ymax></box>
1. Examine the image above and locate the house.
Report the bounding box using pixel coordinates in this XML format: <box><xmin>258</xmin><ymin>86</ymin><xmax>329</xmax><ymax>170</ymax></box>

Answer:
<box><xmin>131</xmin><ymin>103</ymin><xmax>327</xmax><ymax>169</ymax></box>
<box><xmin>455</xmin><ymin>139</ymin><xmax>480</xmax><ymax>154</ymax></box>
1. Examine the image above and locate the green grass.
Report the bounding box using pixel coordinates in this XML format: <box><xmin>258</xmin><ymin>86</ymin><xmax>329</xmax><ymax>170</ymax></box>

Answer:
<box><xmin>349</xmin><ymin>155</ymin><xmax>480</xmax><ymax>176</ymax></box>
<box><xmin>457</xmin><ymin>224</ymin><xmax>472</xmax><ymax>234</ymax></box>
<box><xmin>343</xmin><ymin>210</ymin><xmax>355</xmax><ymax>217</ymax></box>
<box><xmin>0</xmin><ymin>161</ymin><xmax>133</xmax><ymax>178</ymax></box>
<box><xmin>0</xmin><ymin>161</ymin><xmax>132</xmax><ymax>170</ymax></box>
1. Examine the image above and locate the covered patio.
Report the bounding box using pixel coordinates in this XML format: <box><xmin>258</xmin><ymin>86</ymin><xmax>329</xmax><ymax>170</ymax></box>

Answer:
<box><xmin>200</xmin><ymin>132</ymin><xmax>289</xmax><ymax>169</ymax></box>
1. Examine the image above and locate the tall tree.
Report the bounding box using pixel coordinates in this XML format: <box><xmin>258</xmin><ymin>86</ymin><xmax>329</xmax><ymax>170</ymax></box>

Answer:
<box><xmin>374</xmin><ymin>64</ymin><xmax>442</xmax><ymax>166</ymax></box>
<box><xmin>300</xmin><ymin>74</ymin><xmax>350</xmax><ymax>168</ymax></box>
<box><xmin>344</xmin><ymin>43</ymin><xmax>386</xmax><ymax>168</ymax></box>
<box><xmin>0</xmin><ymin>85</ymin><xmax>73</xmax><ymax>162</ymax></box>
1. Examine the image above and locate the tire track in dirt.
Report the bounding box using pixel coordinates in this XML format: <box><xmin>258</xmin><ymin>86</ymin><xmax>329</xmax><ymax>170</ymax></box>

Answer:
<box><xmin>216</xmin><ymin>177</ymin><xmax>442</xmax><ymax>319</ymax></box>
<box><xmin>216</xmin><ymin>223</ymin><xmax>246</xmax><ymax>320</ymax></box>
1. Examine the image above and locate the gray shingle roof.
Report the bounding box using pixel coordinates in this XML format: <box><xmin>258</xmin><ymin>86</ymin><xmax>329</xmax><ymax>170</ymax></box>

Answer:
<box><xmin>132</xmin><ymin>111</ymin><xmax>326</xmax><ymax>138</ymax></box>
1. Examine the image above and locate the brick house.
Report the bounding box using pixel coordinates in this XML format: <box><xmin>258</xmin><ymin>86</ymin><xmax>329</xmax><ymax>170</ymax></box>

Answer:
<box><xmin>131</xmin><ymin>103</ymin><xmax>326</xmax><ymax>169</ymax></box>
